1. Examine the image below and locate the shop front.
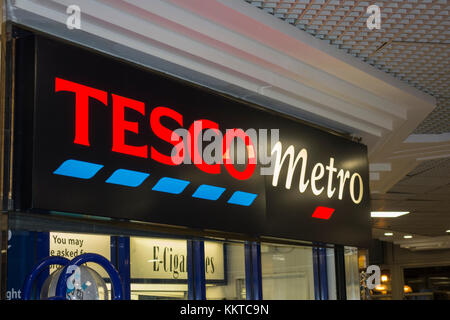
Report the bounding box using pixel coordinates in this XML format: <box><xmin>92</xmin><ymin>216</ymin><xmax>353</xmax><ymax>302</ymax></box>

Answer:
<box><xmin>1</xmin><ymin>25</ymin><xmax>371</xmax><ymax>300</ymax></box>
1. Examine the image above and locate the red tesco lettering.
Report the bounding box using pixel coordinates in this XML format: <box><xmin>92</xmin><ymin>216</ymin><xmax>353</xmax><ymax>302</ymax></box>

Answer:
<box><xmin>55</xmin><ymin>77</ymin><xmax>255</xmax><ymax>180</ymax></box>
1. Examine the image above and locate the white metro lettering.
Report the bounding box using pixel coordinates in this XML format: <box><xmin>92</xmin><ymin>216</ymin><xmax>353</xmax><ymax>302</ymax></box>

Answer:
<box><xmin>271</xmin><ymin>141</ymin><xmax>363</xmax><ymax>204</ymax></box>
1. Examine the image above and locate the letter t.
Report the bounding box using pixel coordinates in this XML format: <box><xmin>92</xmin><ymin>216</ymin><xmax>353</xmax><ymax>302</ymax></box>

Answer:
<box><xmin>55</xmin><ymin>77</ymin><xmax>108</xmax><ymax>146</ymax></box>
<box><xmin>326</xmin><ymin>157</ymin><xmax>337</xmax><ymax>198</ymax></box>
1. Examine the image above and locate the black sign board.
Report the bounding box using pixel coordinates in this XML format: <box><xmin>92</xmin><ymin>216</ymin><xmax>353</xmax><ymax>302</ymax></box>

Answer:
<box><xmin>13</xmin><ymin>34</ymin><xmax>371</xmax><ymax>247</ymax></box>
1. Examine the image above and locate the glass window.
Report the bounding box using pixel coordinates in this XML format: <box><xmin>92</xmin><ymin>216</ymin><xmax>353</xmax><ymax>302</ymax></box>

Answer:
<box><xmin>7</xmin><ymin>230</ymin><xmax>38</xmax><ymax>300</ymax></box>
<box><xmin>130</xmin><ymin>237</ymin><xmax>189</xmax><ymax>300</ymax></box>
<box><xmin>344</xmin><ymin>246</ymin><xmax>360</xmax><ymax>300</ymax></box>
<box><xmin>326</xmin><ymin>248</ymin><xmax>337</xmax><ymax>300</ymax></box>
<box><xmin>369</xmin><ymin>269</ymin><xmax>392</xmax><ymax>300</ymax></box>
<box><xmin>205</xmin><ymin>241</ymin><xmax>246</xmax><ymax>300</ymax></box>
<box><xmin>261</xmin><ymin>243</ymin><xmax>315</xmax><ymax>300</ymax></box>
<box><xmin>8</xmin><ymin>230</ymin><xmax>114</xmax><ymax>300</ymax></box>
<box><xmin>404</xmin><ymin>266</ymin><xmax>450</xmax><ymax>300</ymax></box>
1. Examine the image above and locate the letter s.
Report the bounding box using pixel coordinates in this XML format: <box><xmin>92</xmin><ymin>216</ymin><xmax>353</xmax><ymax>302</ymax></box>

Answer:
<box><xmin>150</xmin><ymin>107</ymin><xmax>184</xmax><ymax>165</ymax></box>
<box><xmin>210</xmin><ymin>257</ymin><xmax>215</xmax><ymax>273</ymax></box>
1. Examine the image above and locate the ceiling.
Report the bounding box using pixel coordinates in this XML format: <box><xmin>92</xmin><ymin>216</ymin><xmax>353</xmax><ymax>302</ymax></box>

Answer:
<box><xmin>372</xmin><ymin>158</ymin><xmax>450</xmax><ymax>236</ymax></box>
<box><xmin>245</xmin><ymin>0</ymin><xmax>450</xmax><ymax>242</ymax></box>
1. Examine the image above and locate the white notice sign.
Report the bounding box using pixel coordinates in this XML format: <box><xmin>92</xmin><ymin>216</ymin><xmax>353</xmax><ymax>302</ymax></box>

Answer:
<box><xmin>49</xmin><ymin>232</ymin><xmax>111</xmax><ymax>277</ymax></box>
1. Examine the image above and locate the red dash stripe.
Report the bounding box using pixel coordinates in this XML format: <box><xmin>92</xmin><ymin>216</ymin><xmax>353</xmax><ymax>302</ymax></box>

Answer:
<box><xmin>312</xmin><ymin>206</ymin><xmax>335</xmax><ymax>220</ymax></box>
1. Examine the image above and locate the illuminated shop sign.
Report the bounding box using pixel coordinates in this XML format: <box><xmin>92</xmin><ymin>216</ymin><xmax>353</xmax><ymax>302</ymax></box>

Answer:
<box><xmin>52</xmin><ymin>77</ymin><xmax>364</xmax><ymax>209</ymax></box>
<box><xmin>14</xmin><ymin>35</ymin><xmax>371</xmax><ymax>247</ymax></box>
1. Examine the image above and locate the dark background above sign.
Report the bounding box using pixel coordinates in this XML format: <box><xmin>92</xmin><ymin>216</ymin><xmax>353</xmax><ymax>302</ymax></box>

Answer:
<box><xmin>13</xmin><ymin>31</ymin><xmax>371</xmax><ymax>247</ymax></box>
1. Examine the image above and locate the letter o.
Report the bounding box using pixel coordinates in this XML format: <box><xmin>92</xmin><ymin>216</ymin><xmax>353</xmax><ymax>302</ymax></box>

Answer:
<box><xmin>349</xmin><ymin>173</ymin><xmax>363</xmax><ymax>204</ymax></box>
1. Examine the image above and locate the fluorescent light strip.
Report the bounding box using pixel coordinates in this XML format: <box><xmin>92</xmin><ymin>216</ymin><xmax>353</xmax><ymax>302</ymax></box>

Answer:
<box><xmin>371</xmin><ymin>211</ymin><xmax>410</xmax><ymax>218</ymax></box>
<box><xmin>384</xmin><ymin>232</ymin><xmax>394</xmax><ymax>236</ymax></box>
<box><xmin>404</xmin><ymin>235</ymin><xmax>413</xmax><ymax>239</ymax></box>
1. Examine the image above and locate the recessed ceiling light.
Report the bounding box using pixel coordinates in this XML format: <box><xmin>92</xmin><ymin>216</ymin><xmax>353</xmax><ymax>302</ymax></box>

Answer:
<box><xmin>446</xmin><ymin>230</ymin><xmax>450</xmax><ymax>233</ymax></box>
<box><xmin>404</xmin><ymin>235</ymin><xmax>413</xmax><ymax>239</ymax></box>
<box><xmin>371</xmin><ymin>211</ymin><xmax>410</xmax><ymax>218</ymax></box>
<box><xmin>384</xmin><ymin>232</ymin><xmax>394</xmax><ymax>236</ymax></box>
